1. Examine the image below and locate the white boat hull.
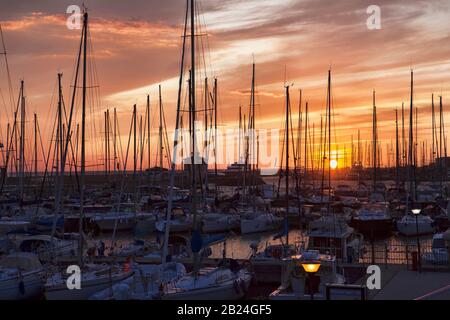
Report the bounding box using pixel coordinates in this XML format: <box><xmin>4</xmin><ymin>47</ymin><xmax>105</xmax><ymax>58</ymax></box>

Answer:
<box><xmin>240</xmin><ymin>217</ymin><xmax>282</xmax><ymax>234</ymax></box>
<box><xmin>45</xmin><ymin>271</ymin><xmax>134</xmax><ymax>300</ymax></box>
<box><xmin>396</xmin><ymin>221</ymin><xmax>434</xmax><ymax>236</ymax></box>
<box><xmin>0</xmin><ymin>271</ymin><xmax>45</xmax><ymax>300</ymax></box>
<box><xmin>162</xmin><ymin>273</ymin><xmax>251</xmax><ymax>300</ymax></box>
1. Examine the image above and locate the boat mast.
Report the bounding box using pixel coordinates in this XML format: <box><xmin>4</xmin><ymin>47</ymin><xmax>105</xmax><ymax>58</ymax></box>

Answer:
<box><xmin>162</xmin><ymin>0</ymin><xmax>188</xmax><ymax>264</ymax></box>
<box><xmin>408</xmin><ymin>70</ymin><xmax>416</xmax><ymax>206</ymax></box>
<box><xmin>78</xmin><ymin>11</ymin><xmax>88</xmax><ymax>265</ymax></box>
<box><xmin>147</xmin><ymin>95</ymin><xmax>151</xmax><ymax>171</ymax></box>
<box><xmin>372</xmin><ymin>90</ymin><xmax>377</xmax><ymax>194</ymax></box>
<box><xmin>395</xmin><ymin>109</ymin><xmax>400</xmax><ymax>190</ymax></box>
<box><xmin>18</xmin><ymin>80</ymin><xmax>25</xmax><ymax>203</ymax></box>
<box><xmin>34</xmin><ymin>113</ymin><xmax>38</xmax><ymax>176</ymax></box>
<box><xmin>327</xmin><ymin>70</ymin><xmax>331</xmax><ymax>212</ymax></box>
<box><xmin>214</xmin><ymin>78</ymin><xmax>218</xmax><ymax>176</ymax></box>
<box><xmin>113</xmin><ymin>108</ymin><xmax>117</xmax><ymax>177</ymax></box>
<box><xmin>284</xmin><ymin>84</ymin><xmax>291</xmax><ymax>245</ymax></box>
<box><xmin>159</xmin><ymin>85</ymin><xmax>163</xmax><ymax>178</ymax></box>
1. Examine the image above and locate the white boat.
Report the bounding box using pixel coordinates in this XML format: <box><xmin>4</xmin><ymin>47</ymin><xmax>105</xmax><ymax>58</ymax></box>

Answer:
<box><xmin>134</xmin><ymin>212</ymin><xmax>158</xmax><ymax>233</ymax></box>
<box><xmin>17</xmin><ymin>235</ymin><xmax>78</xmax><ymax>261</ymax></box>
<box><xmin>45</xmin><ymin>265</ymin><xmax>134</xmax><ymax>300</ymax></box>
<box><xmin>0</xmin><ymin>219</ymin><xmax>31</xmax><ymax>235</ymax></box>
<box><xmin>351</xmin><ymin>203</ymin><xmax>393</xmax><ymax>236</ymax></box>
<box><xmin>161</xmin><ymin>266</ymin><xmax>252</xmax><ymax>300</ymax></box>
<box><xmin>92</xmin><ymin>212</ymin><xmax>136</xmax><ymax>232</ymax></box>
<box><xmin>307</xmin><ymin>214</ymin><xmax>364</xmax><ymax>263</ymax></box>
<box><xmin>155</xmin><ymin>211</ymin><xmax>192</xmax><ymax>233</ymax></box>
<box><xmin>116</xmin><ymin>240</ymin><xmax>160</xmax><ymax>257</ymax></box>
<box><xmin>89</xmin><ymin>262</ymin><xmax>186</xmax><ymax>300</ymax></box>
<box><xmin>240</xmin><ymin>213</ymin><xmax>283</xmax><ymax>234</ymax></box>
<box><xmin>202</xmin><ymin>213</ymin><xmax>239</xmax><ymax>233</ymax></box>
<box><xmin>0</xmin><ymin>252</ymin><xmax>45</xmax><ymax>300</ymax></box>
<box><xmin>422</xmin><ymin>233</ymin><xmax>449</xmax><ymax>265</ymax></box>
<box><xmin>396</xmin><ymin>214</ymin><xmax>434</xmax><ymax>236</ymax></box>
<box><xmin>270</xmin><ymin>250</ymin><xmax>345</xmax><ymax>300</ymax></box>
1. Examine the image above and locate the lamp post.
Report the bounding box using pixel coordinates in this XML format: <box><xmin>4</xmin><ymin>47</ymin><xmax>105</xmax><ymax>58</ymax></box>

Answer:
<box><xmin>301</xmin><ymin>261</ymin><xmax>321</xmax><ymax>300</ymax></box>
<box><xmin>412</xmin><ymin>208</ymin><xmax>421</xmax><ymax>272</ymax></box>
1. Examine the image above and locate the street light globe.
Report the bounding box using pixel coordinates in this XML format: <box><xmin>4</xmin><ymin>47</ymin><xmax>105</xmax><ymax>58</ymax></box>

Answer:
<box><xmin>301</xmin><ymin>262</ymin><xmax>321</xmax><ymax>273</ymax></box>
<box><xmin>411</xmin><ymin>209</ymin><xmax>421</xmax><ymax>215</ymax></box>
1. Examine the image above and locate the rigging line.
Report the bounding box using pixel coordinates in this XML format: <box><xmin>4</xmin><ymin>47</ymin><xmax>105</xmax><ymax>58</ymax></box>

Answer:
<box><xmin>111</xmin><ymin>104</ymin><xmax>134</xmax><ymax>246</ymax></box>
<box><xmin>34</xmin><ymin>99</ymin><xmax>58</xmax><ymax>212</ymax></box>
<box><xmin>0</xmin><ymin>24</ymin><xmax>14</xmax><ymax>122</ymax></box>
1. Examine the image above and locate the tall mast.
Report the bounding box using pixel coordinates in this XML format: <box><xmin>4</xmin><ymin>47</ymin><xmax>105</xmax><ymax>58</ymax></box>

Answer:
<box><xmin>159</xmin><ymin>85</ymin><xmax>163</xmax><ymax>177</ymax></box>
<box><xmin>104</xmin><ymin>110</ymin><xmax>108</xmax><ymax>176</ymax></box>
<box><xmin>372</xmin><ymin>90</ymin><xmax>377</xmax><ymax>193</ymax></box>
<box><xmin>147</xmin><ymin>95</ymin><xmax>151</xmax><ymax>171</ymax></box>
<box><xmin>214</xmin><ymin>78</ymin><xmax>218</xmax><ymax>176</ymax></box>
<box><xmin>203</xmin><ymin>77</ymin><xmax>209</xmax><ymax>189</ymax></box>
<box><xmin>79</xmin><ymin>11</ymin><xmax>88</xmax><ymax>265</ymax></box>
<box><xmin>439</xmin><ymin>95</ymin><xmax>444</xmax><ymax>195</ymax></box>
<box><xmin>52</xmin><ymin>73</ymin><xmax>64</xmax><ymax>239</ymax></box>
<box><xmin>285</xmin><ymin>84</ymin><xmax>291</xmax><ymax>245</ymax></box>
<box><xmin>133</xmin><ymin>104</ymin><xmax>137</xmax><ymax>177</ymax></box>
<box><xmin>327</xmin><ymin>70</ymin><xmax>331</xmax><ymax>211</ymax></box>
<box><xmin>113</xmin><ymin>108</ymin><xmax>117</xmax><ymax>177</ymax></box>
<box><xmin>34</xmin><ymin>113</ymin><xmax>38</xmax><ymax>176</ymax></box>
<box><xmin>18</xmin><ymin>80</ymin><xmax>25</xmax><ymax>203</ymax></box>
<box><xmin>395</xmin><ymin>109</ymin><xmax>400</xmax><ymax>189</ymax></box>
<box><xmin>408</xmin><ymin>70</ymin><xmax>415</xmax><ymax>204</ymax></box>
<box><xmin>162</xmin><ymin>0</ymin><xmax>189</xmax><ymax>264</ymax></box>
<box><xmin>304</xmin><ymin>101</ymin><xmax>308</xmax><ymax>181</ymax></box>
<box><xmin>431</xmin><ymin>94</ymin><xmax>436</xmax><ymax>165</ymax></box>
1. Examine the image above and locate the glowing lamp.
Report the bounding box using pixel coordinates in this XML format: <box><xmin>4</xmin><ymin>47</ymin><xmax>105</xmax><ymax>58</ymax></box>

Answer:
<box><xmin>301</xmin><ymin>261</ymin><xmax>321</xmax><ymax>273</ymax></box>
<box><xmin>411</xmin><ymin>209</ymin><xmax>421</xmax><ymax>215</ymax></box>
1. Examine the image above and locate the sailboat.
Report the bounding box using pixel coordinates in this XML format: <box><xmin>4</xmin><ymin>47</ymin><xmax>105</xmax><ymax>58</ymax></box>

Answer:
<box><xmin>0</xmin><ymin>252</ymin><xmax>45</xmax><ymax>300</ymax></box>
<box><xmin>159</xmin><ymin>0</ymin><xmax>252</xmax><ymax>300</ymax></box>
<box><xmin>306</xmin><ymin>70</ymin><xmax>364</xmax><ymax>263</ymax></box>
<box><xmin>351</xmin><ymin>91</ymin><xmax>393</xmax><ymax>237</ymax></box>
<box><xmin>43</xmin><ymin>10</ymin><xmax>134</xmax><ymax>300</ymax></box>
<box><xmin>396</xmin><ymin>71</ymin><xmax>435</xmax><ymax>237</ymax></box>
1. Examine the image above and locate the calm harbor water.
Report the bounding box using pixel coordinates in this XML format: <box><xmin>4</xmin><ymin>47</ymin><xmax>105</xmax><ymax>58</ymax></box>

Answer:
<box><xmin>95</xmin><ymin>228</ymin><xmax>433</xmax><ymax>262</ymax></box>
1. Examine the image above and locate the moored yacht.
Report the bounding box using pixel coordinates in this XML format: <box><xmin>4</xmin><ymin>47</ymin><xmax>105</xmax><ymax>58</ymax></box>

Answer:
<box><xmin>240</xmin><ymin>213</ymin><xmax>283</xmax><ymax>234</ymax></box>
<box><xmin>269</xmin><ymin>250</ymin><xmax>345</xmax><ymax>300</ymax></box>
<box><xmin>396</xmin><ymin>214</ymin><xmax>434</xmax><ymax>236</ymax></box>
<box><xmin>351</xmin><ymin>202</ymin><xmax>393</xmax><ymax>237</ymax></box>
<box><xmin>0</xmin><ymin>252</ymin><xmax>45</xmax><ymax>300</ymax></box>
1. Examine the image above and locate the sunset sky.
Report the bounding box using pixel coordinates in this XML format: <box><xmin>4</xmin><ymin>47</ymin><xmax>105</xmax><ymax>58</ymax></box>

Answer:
<box><xmin>1</xmin><ymin>0</ymin><xmax>450</xmax><ymax>170</ymax></box>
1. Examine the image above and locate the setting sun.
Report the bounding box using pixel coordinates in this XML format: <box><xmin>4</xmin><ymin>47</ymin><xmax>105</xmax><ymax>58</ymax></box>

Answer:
<box><xmin>330</xmin><ymin>159</ymin><xmax>338</xmax><ymax>169</ymax></box>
